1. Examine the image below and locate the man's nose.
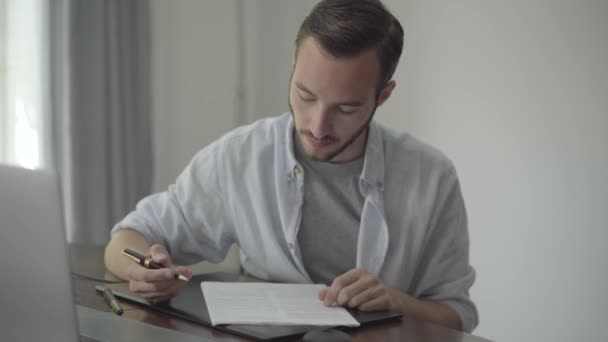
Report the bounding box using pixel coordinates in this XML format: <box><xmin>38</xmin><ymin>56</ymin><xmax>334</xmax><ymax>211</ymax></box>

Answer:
<box><xmin>310</xmin><ymin>107</ymin><xmax>332</xmax><ymax>138</ymax></box>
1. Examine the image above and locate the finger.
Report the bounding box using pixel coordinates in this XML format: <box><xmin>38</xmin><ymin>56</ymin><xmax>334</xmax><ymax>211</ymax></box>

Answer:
<box><xmin>136</xmin><ymin>279</ymin><xmax>183</xmax><ymax>297</ymax></box>
<box><xmin>347</xmin><ymin>285</ymin><xmax>383</xmax><ymax>308</ymax></box>
<box><xmin>129</xmin><ymin>278</ymin><xmax>176</xmax><ymax>293</ymax></box>
<box><xmin>336</xmin><ymin>274</ymin><xmax>379</xmax><ymax>306</ymax></box>
<box><xmin>143</xmin><ymin>268</ymin><xmax>174</xmax><ymax>282</ymax></box>
<box><xmin>324</xmin><ymin>268</ymin><xmax>367</xmax><ymax>306</ymax></box>
<box><xmin>149</xmin><ymin>244</ymin><xmax>171</xmax><ymax>266</ymax></box>
<box><xmin>127</xmin><ymin>264</ymin><xmax>174</xmax><ymax>282</ymax></box>
<box><xmin>175</xmin><ymin>266</ymin><xmax>193</xmax><ymax>280</ymax></box>
<box><xmin>358</xmin><ymin>295</ymin><xmax>390</xmax><ymax>311</ymax></box>
<box><xmin>318</xmin><ymin>287</ymin><xmax>329</xmax><ymax>301</ymax></box>
<box><xmin>140</xmin><ymin>279</ymin><xmax>188</xmax><ymax>302</ymax></box>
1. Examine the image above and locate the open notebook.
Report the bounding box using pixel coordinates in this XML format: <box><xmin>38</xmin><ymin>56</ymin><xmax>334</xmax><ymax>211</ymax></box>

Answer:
<box><xmin>99</xmin><ymin>272</ymin><xmax>403</xmax><ymax>341</ymax></box>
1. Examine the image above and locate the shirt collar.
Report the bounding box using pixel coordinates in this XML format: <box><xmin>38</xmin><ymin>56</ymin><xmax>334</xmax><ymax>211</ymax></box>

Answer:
<box><xmin>283</xmin><ymin>113</ymin><xmax>385</xmax><ymax>190</ymax></box>
<box><xmin>360</xmin><ymin>120</ymin><xmax>385</xmax><ymax>192</ymax></box>
<box><xmin>285</xmin><ymin>115</ymin><xmax>299</xmax><ymax>180</ymax></box>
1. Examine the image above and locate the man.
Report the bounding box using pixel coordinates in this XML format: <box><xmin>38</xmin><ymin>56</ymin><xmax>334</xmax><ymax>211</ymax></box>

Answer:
<box><xmin>105</xmin><ymin>0</ymin><xmax>478</xmax><ymax>332</ymax></box>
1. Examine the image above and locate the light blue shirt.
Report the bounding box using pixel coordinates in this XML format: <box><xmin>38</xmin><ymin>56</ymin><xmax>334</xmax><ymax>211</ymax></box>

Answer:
<box><xmin>112</xmin><ymin>113</ymin><xmax>478</xmax><ymax>332</ymax></box>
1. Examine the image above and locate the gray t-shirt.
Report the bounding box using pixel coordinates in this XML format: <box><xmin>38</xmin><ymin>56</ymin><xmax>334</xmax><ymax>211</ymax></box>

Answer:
<box><xmin>295</xmin><ymin>138</ymin><xmax>365</xmax><ymax>285</ymax></box>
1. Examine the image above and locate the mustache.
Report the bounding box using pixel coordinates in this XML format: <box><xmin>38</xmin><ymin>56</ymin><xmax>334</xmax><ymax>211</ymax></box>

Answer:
<box><xmin>298</xmin><ymin>130</ymin><xmax>338</xmax><ymax>143</ymax></box>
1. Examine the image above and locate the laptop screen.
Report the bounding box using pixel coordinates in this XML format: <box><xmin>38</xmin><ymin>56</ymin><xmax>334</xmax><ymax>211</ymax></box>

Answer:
<box><xmin>0</xmin><ymin>165</ymin><xmax>80</xmax><ymax>342</ymax></box>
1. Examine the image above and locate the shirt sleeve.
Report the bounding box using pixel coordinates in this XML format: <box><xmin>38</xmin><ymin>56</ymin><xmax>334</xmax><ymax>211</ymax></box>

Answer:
<box><xmin>412</xmin><ymin>165</ymin><xmax>479</xmax><ymax>333</ymax></box>
<box><xmin>111</xmin><ymin>140</ymin><xmax>236</xmax><ymax>265</ymax></box>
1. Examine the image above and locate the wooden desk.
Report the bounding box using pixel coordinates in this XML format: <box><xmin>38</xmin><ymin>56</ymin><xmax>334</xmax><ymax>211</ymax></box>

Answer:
<box><xmin>70</xmin><ymin>245</ymin><xmax>492</xmax><ymax>342</ymax></box>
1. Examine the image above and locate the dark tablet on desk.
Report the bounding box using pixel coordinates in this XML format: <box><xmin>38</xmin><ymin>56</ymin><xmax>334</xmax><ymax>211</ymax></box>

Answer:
<box><xmin>96</xmin><ymin>272</ymin><xmax>402</xmax><ymax>341</ymax></box>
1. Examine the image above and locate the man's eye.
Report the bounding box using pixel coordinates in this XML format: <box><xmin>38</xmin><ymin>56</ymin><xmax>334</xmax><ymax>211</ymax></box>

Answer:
<box><xmin>299</xmin><ymin>94</ymin><xmax>315</xmax><ymax>102</ymax></box>
<box><xmin>338</xmin><ymin>106</ymin><xmax>358</xmax><ymax>114</ymax></box>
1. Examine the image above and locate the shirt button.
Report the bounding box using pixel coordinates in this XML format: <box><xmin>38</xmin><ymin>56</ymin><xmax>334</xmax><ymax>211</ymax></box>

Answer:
<box><xmin>294</xmin><ymin>165</ymin><xmax>301</xmax><ymax>174</ymax></box>
<box><xmin>287</xmin><ymin>242</ymin><xmax>295</xmax><ymax>250</ymax></box>
<box><xmin>376</xmin><ymin>181</ymin><xmax>384</xmax><ymax>188</ymax></box>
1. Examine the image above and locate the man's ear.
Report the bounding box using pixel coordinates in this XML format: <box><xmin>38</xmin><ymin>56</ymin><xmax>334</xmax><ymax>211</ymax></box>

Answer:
<box><xmin>377</xmin><ymin>80</ymin><xmax>396</xmax><ymax>107</ymax></box>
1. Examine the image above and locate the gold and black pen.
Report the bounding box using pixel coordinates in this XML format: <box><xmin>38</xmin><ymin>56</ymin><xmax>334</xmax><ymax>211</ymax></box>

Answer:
<box><xmin>122</xmin><ymin>248</ymin><xmax>189</xmax><ymax>282</ymax></box>
<box><xmin>102</xmin><ymin>288</ymin><xmax>123</xmax><ymax>315</ymax></box>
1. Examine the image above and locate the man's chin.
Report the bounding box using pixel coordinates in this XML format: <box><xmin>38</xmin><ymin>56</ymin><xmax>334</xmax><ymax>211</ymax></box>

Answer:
<box><xmin>303</xmin><ymin>152</ymin><xmax>331</xmax><ymax>162</ymax></box>
<box><xmin>302</xmin><ymin>146</ymin><xmax>334</xmax><ymax>162</ymax></box>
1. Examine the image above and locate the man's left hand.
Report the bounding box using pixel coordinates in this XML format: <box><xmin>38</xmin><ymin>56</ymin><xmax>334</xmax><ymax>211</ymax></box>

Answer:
<box><xmin>318</xmin><ymin>267</ymin><xmax>402</xmax><ymax>311</ymax></box>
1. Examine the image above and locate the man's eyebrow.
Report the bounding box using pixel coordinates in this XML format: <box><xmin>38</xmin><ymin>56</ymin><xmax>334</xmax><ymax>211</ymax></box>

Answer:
<box><xmin>336</xmin><ymin>100</ymin><xmax>364</xmax><ymax>107</ymax></box>
<box><xmin>295</xmin><ymin>81</ymin><xmax>364</xmax><ymax>107</ymax></box>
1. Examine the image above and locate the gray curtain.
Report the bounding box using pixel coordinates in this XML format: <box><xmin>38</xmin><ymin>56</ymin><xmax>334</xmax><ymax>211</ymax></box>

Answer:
<box><xmin>49</xmin><ymin>0</ymin><xmax>153</xmax><ymax>244</ymax></box>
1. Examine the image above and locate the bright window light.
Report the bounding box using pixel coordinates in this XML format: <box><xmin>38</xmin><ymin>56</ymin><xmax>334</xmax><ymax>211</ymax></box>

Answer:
<box><xmin>14</xmin><ymin>97</ymin><xmax>39</xmax><ymax>169</ymax></box>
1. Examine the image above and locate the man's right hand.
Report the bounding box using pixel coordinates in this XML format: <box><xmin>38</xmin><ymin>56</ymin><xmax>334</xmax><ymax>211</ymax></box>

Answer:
<box><xmin>126</xmin><ymin>244</ymin><xmax>192</xmax><ymax>302</ymax></box>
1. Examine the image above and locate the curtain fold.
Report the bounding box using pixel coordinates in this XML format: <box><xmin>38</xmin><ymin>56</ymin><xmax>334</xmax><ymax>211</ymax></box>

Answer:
<box><xmin>49</xmin><ymin>0</ymin><xmax>153</xmax><ymax>244</ymax></box>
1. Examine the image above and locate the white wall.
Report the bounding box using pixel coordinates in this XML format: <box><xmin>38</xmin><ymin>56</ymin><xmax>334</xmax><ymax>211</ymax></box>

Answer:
<box><xmin>380</xmin><ymin>1</ymin><xmax>608</xmax><ymax>341</ymax></box>
<box><xmin>150</xmin><ymin>0</ymin><xmax>240</xmax><ymax>191</ymax></box>
<box><xmin>240</xmin><ymin>0</ymin><xmax>318</xmax><ymax>122</ymax></box>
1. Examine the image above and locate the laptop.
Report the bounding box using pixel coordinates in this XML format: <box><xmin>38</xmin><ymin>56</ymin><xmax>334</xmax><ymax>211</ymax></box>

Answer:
<box><xmin>0</xmin><ymin>164</ymin><xmax>81</xmax><ymax>342</ymax></box>
<box><xmin>0</xmin><ymin>164</ymin><xmax>211</xmax><ymax>342</ymax></box>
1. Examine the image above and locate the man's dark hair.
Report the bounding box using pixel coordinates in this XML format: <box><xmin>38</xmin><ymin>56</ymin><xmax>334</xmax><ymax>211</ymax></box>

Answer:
<box><xmin>295</xmin><ymin>0</ymin><xmax>404</xmax><ymax>88</ymax></box>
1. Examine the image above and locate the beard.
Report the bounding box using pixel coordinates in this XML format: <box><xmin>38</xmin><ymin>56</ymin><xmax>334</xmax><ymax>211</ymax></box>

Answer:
<box><xmin>288</xmin><ymin>100</ymin><xmax>378</xmax><ymax>162</ymax></box>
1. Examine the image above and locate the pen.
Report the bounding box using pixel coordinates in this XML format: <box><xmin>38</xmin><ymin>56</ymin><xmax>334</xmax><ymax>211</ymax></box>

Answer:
<box><xmin>122</xmin><ymin>248</ymin><xmax>189</xmax><ymax>282</ymax></box>
<box><xmin>102</xmin><ymin>288</ymin><xmax>124</xmax><ymax>315</ymax></box>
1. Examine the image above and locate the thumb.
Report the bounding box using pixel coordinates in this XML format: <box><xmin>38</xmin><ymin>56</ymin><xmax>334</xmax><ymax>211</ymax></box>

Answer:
<box><xmin>149</xmin><ymin>244</ymin><xmax>171</xmax><ymax>266</ymax></box>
